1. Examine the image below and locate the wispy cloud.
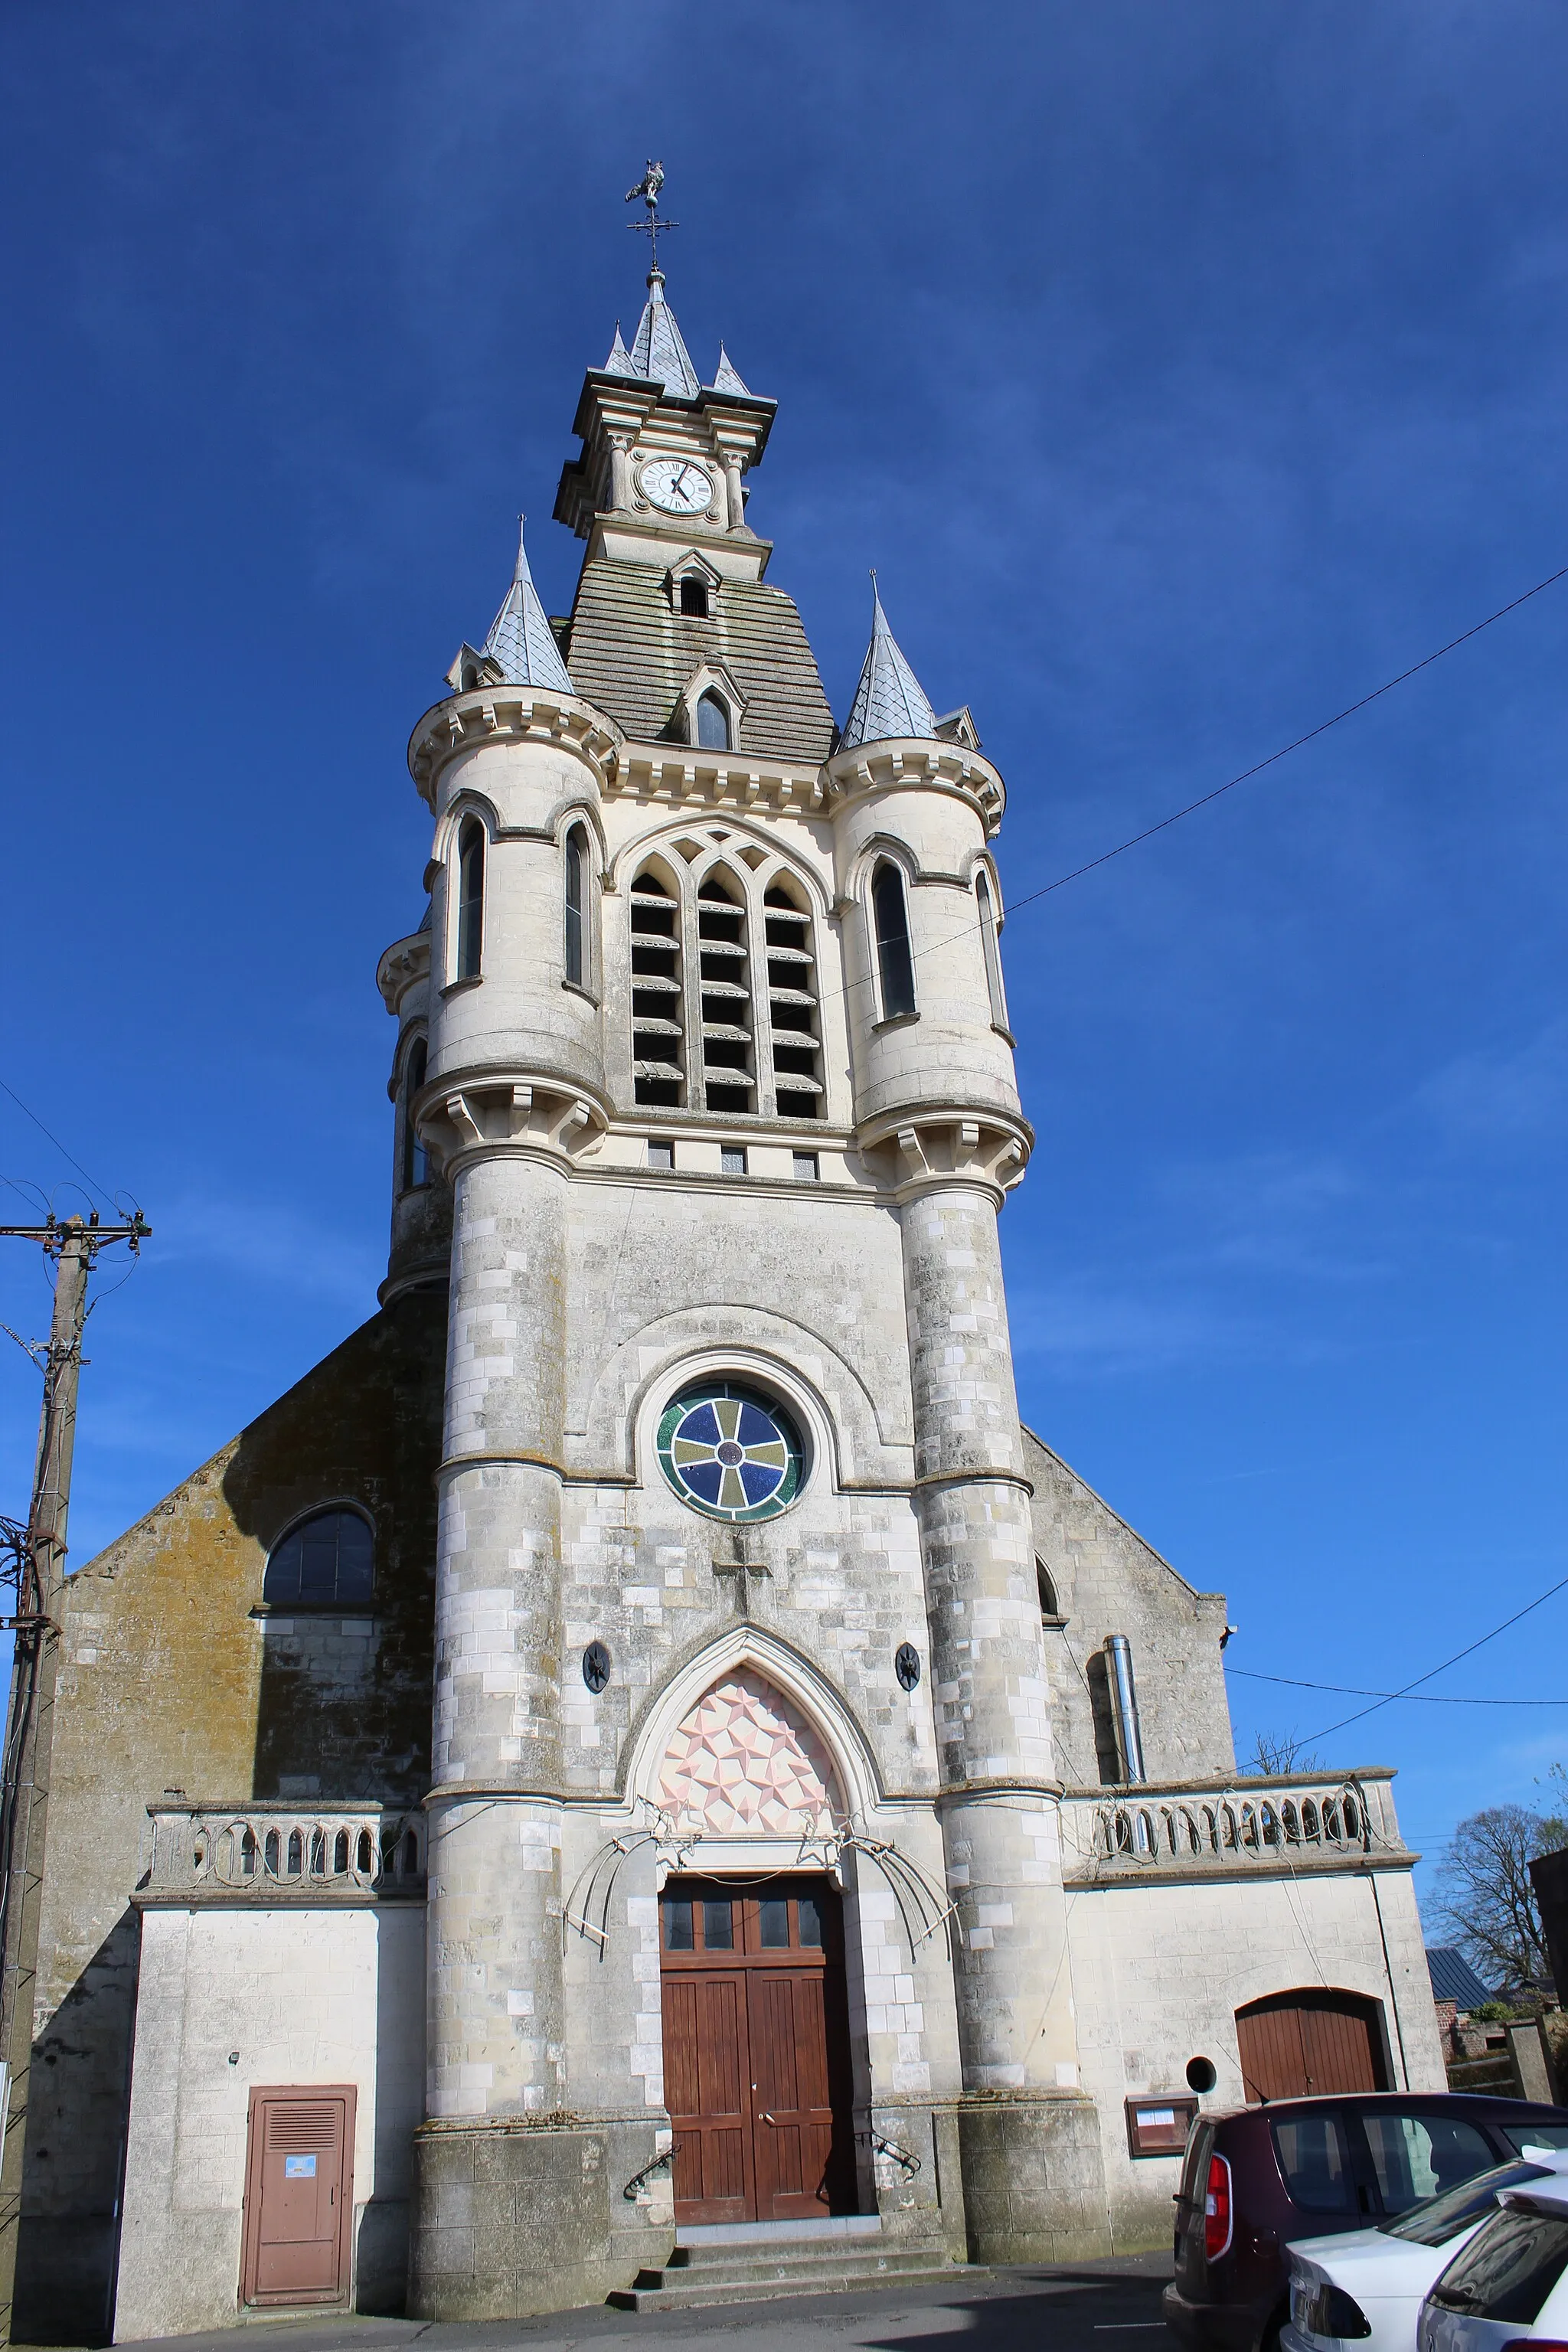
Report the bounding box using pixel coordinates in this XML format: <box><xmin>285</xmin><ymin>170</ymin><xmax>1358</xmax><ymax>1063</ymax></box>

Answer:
<box><xmin>1412</xmin><ymin>1018</ymin><xmax>1568</xmax><ymax>1152</ymax></box>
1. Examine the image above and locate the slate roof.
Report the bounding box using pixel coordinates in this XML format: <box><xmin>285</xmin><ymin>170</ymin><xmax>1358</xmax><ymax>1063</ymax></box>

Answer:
<box><xmin>712</xmin><ymin>344</ymin><xmax>751</xmax><ymax>396</ymax></box>
<box><xmin>626</xmin><ymin>273</ymin><xmax>700</xmax><ymax>397</ymax></box>
<box><xmin>1426</xmin><ymin>1946</ymin><xmax>1496</xmax><ymax>2010</ymax></box>
<box><xmin>839</xmin><ymin>580</ymin><xmax>937</xmax><ymax>748</ymax></box>
<box><xmin>565</xmin><ymin>559</ymin><xmax>835</xmax><ymax>763</ymax></box>
<box><xmin>483</xmin><ymin>521</ymin><xmax>575</xmax><ymax>694</ymax></box>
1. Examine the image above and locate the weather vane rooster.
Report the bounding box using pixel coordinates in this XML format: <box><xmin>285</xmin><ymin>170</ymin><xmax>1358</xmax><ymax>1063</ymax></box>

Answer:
<box><xmin>626</xmin><ymin>158</ymin><xmax>678</xmax><ymax>275</ymax></box>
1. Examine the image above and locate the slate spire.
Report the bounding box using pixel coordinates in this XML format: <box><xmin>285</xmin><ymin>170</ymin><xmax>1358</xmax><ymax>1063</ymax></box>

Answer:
<box><xmin>711</xmin><ymin>344</ymin><xmax>750</xmax><ymax>396</ymax></box>
<box><xmin>603</xmin><ymin>324</ymin><xmax>637</xmax><ymax>378</ymax></box>
<box><xmin>482</xmin><ymin>518</ymin><xmax>574</xmax><ymax>693</ymax></box>
<box><xmin>626</xmin><ymin>269</ymin><xmax>701</xmax><ymax>397</ymax></box>
<box><xmin>838</xmin><ymin>577</ymin><xmax>937</xmax><ymax>749</ymax></box>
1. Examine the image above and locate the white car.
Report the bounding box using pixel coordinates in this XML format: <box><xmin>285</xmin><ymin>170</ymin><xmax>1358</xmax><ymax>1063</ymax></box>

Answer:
<box><xmin>1418</xmin><ymin>2167</ymin><xmax>1568</xmax><ymax>2352</ymax></box>
<box><xmin>1284</xmin><ymin>2151</ymin><xmax>1568</xmax><ymax>2352</ymax></box>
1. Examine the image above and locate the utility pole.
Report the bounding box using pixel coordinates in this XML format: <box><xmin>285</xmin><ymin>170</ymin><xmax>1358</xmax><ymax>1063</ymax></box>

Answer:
<box><xmin>0</xmin><ymin>1210</ymin><xmax>148</xmax><ymax>2341</ymax></box>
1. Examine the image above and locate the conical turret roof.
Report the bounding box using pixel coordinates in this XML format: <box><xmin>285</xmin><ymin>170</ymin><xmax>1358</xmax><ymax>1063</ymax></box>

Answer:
<box><xmin>603</xmin><ymin>325</ymin><xmax>638</xmax><ymax>377</ymax></box>
<box><xmin>711</xmin><ymin>344</ymin><xmax>750</xmax><ymax>396</ymax></box>
<box><xmin>839</xmin><ymin>579</ymin><xmax>937</xmax><ymax>749</ymax></box>
<box><xmin>626</xmin><ymin>270</ymin><xmax>700</xmax><ymax>397</ymax></box>
<box><xmin>483</xmin><ymin>519</ymin><xmax>574</xmax><ymax>693</ymax></box>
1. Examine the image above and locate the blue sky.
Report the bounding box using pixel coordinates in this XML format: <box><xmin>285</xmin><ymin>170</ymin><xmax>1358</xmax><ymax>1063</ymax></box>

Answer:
<box><xmin>2</xmin><ymin>2</ymin><xmax>1564</xmax><ymax>1913</ymax></box>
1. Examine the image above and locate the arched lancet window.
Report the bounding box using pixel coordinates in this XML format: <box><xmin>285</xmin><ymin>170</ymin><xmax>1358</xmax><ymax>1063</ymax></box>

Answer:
<box><xmin>696</xmin><ymin>690</ymin><xmax>730</xmax><ymax>751</ymax></box>
<box><xmin>975</xmin><ymin>868</ymin><xmax>1009</xmax><ymax>1031</ymax></box>
<box><xmin>1037</xmin><ymin>1560</ymin><xmax>1061</xmax><ymax>1622</ymax></box>
<box><xmin>400</xmin><ymin>1036</ymin><xmax>429</xmax><ymax>1193</ymax></box>
<box><xmin>630</xmin><ymin>861</ymin><xmax>685</xmax><ymax>1106</ymax></box>
<box><xmin>697</xmin><ymin>868</ymin><xmax>753</xmax><ymax>1112</ymax></box>
<box><xmin>263</xmin><ymin>1508</ymin><xmax>374</xmax><ymax>1608</ymax></box>
<box><xmin>564</xmin><ymin>822</ymin><xmax>587</xmax><ymax>988</ymax></box>
<box><xmin>763</xmin><ymin>880</ymin><xmax>824</xmax><ymax>1120</ymax></box>
<box><xmin>871</xmin><ymin>860</ymin><xmax>916</xmax><ymax>1020</ymax></box>
<box><xmin>456</xmin><ymin>815</ymin><xmax>485</xmax><ymax>981</ymax></box>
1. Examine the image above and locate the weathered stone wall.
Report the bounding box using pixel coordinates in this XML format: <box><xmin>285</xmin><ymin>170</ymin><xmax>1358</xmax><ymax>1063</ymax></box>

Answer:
<box><xmin>1023</xmin><ymin>1431</ymin><xmax>1235</xmax><ymax>1788</ymax></box>
<box><xmin>114</xmin><ymin>1905</ymin><xmax>424</xmax><ymax>2341</ymax></box>
<box><xmin>18</xmin><ymin>1289</ymin><xmax>444</xmax><ymax>2345</ymax></box>
<box><xmin>1067</xmin><ymin>1860</ymin><xmax>1445</xmax><ymax>2249</ymax></box>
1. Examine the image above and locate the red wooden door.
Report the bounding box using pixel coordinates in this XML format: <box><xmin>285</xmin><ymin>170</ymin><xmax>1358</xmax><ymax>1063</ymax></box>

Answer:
<box><xmin>1236</xmin><ymin>1992</ymin><xmax>1386</xmax><ymax>2102</ymax></box>
<box><xmin>662</xmin><ymin>1969</ymin><xmax>755</xmax><ymax>2223</ymax></box>
<box><xmin>661</xmin><ymin>1880</ymin><xmax>857</xmax><ymax>2225</ymax></box>
<box><xmin>240</xmin><ymin>2086</ymin><xmax>356</xmax><ymax>2306</ymax></box>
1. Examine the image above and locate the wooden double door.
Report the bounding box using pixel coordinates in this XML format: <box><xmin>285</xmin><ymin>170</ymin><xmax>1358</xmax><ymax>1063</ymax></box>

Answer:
<box><xmin>1236</xmin><ymin>1991</ymin><xmax>1388</xmax><ymax>2102</ymax></box>
<box><xmin>660</xmin><ymin>1877</ymin><xmax>858</xmax><ymax>2225</ymax></box>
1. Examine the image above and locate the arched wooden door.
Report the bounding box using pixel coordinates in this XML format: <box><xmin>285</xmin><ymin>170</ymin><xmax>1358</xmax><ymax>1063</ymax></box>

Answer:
<box><xmin>1235</xmin><ymin>1989</ymin><xmax>1388</xmax><ymax>2101</ymax></box>
<box><xmin>659</xmin><ymin>1877</ymin><xmax>858</xmax><ymax>2224</ymax></box>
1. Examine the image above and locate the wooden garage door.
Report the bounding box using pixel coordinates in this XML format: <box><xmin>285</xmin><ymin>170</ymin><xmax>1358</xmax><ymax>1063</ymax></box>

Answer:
<box><xmin>661</xmin><ymin>1879</ymin><xmax>857</xmax><ymax>2225</ymax></box>
<box><xmin>240</xmin><ymin>2086</ymin><xmax>356</xmax><ymax>2306</ymax></box>
<box><xmin>1236</xmin><ymin>1991</ymin><xmax>1387</xmax><ymax>2102</ymax></box>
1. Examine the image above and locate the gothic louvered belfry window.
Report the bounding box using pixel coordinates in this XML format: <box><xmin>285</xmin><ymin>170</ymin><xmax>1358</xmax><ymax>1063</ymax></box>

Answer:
<box><xmin>763</xmin><ymin>884</ymin><xmax>823</xmax><ymax>1119</ymax></box>
<box><xmin>697</xmin><ymin>871</ymin><xmax>753</xmax><ymax>1112</ymax></box>
<box><xmin>630</xmin><ymin>864</ymin><xmax>684</xmax><ymax>1106</ymax></box>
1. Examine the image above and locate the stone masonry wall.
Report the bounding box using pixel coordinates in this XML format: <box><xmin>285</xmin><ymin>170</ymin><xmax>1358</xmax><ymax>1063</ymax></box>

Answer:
<box><xmin>17</xmin><ymin>1289</ymin><xmax>444</xmax><ymax>2346</ymax></box>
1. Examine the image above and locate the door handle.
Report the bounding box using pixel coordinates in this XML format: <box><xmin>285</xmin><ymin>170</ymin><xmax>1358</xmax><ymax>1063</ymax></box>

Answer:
<box><xmin>760</xmin><ymin>2112</ymin><xmax>776</xmax><ymax>2125</ymax></box>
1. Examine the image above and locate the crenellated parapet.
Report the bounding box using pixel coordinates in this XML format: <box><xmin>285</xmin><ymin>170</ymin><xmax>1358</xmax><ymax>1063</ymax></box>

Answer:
<box><xmin>407</xmin><ymin>686</ymin><xmax>621</xmax><ymax>809</ymax></box>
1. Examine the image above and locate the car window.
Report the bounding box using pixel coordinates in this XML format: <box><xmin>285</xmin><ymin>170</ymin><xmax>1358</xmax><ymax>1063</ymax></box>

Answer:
<box><xmin>1364</xmin><ymin>2114</ymin><xmax>1496</xmax><ymax>2213</ymax></box>
<box><xmin>1273</xmin><ymin>2115</ymin><xmax>1361</xmax><ymax>2213</ymax></box>
<box><xmin>1383</xmin><ymin>2161</ymin><xmax>1547</xmax><ymax>2247</ymax></box>
<box><xmin>1499</xmin><ymin>2124</ymin><xmax>1568</xmax><ymax>2158</ymax></box>
<box><xmin>1428</xmin><ymin>2205</ymin><xmax>1568</xmax><ymax>2322</ymax></box>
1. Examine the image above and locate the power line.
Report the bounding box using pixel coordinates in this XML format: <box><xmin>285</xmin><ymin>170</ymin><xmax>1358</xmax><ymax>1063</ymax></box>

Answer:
<box><xmin>1227</xmin><ymin>1667</ymin><xmax>1568</xmax><ymax>1707</ymax></box>
<box><xmin>0</xmin><ymin>1080</ymin><xmax>115</xmax><ymax>1216</ymax></box>
<box><xmin>1295</xmin><ymin>1570</ymin><xmax>1568</xmax><ymax>1744</ymax></box>
<box><xmin>818</xmin><ymin>557</ymin><xmax>1568</xmax><ymax>1016</ymax></box>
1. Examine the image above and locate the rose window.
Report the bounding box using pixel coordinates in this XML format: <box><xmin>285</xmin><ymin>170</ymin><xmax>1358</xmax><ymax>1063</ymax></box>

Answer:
<box><xmin>655</xmin><ymin>1381</ymin><xmax>805</xmax><ymax>1524</ymax></box>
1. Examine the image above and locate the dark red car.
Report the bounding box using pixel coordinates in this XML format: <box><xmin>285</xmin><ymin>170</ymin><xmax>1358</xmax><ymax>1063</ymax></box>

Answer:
<box><xmin>1163</xmin><ymin>2092</ymin><xmax>1568</xmax><ymax>2352</ymax></box>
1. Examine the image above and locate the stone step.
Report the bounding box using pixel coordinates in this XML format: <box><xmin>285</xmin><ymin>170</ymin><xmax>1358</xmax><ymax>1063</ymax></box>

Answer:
<box><xmin>607</xmin><ymin>2243</ymin><xmax>954</xmax><ymax>2312</ymax></box>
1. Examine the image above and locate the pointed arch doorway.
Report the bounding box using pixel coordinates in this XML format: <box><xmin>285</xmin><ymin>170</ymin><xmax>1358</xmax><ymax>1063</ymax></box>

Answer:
<box><xmin>655</xmin><ymin>1671</ymin><xmax>859</xmax><ymax>2224</ymax></box>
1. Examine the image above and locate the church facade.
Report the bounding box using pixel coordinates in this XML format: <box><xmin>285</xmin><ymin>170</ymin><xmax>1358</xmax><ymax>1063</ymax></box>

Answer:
<box><xmin>21</xmin><ymin>261</ymin><xmax>1441</xmax><ymax>2343</ymax></box>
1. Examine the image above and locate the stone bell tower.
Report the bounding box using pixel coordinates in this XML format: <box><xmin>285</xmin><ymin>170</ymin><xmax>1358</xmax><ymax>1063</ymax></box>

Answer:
<box><xmin>395</xmin><ymin>225</ymin><xmax>1106</xmax><ymax>2319</ymax></box>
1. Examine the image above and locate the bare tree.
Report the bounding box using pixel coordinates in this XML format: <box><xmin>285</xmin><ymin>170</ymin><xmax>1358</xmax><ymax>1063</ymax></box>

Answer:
<box><xmin>1248</xmin><ymin>1730</ymin><xmax>1324</xmax><ymax>1775</ymax></box>
<box><xmin>1431</xmin><ymin>1805</ymin><xmax>1568</xmax><ymax>1998</ymax></box>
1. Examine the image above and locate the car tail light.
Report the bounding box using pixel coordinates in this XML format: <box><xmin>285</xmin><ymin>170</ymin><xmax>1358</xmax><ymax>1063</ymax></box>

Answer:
<box><xmin>1294</xmin><ymin>2282</ymin><xmax>1371</xmax><ymax>2340</ymax></box>
<box><xmin>1204</xmin><ymin>2151</ymin><xmax>1233</xmax><ymax>2261</ymax></box>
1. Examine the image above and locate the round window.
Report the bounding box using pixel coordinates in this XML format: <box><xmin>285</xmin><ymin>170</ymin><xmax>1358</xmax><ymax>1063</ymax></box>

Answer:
<box><xmin>656</xmin><ymin>1380</ymin><xmax>805</xmax><ymax>1524</ymax></box>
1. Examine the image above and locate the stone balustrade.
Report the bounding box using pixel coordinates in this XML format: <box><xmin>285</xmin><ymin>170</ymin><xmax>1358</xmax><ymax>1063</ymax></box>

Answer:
<box><xmin>1060</xmin><ymin>1768</ymin><xmax>1406</xmax><ymax>1883</ymax></box>
<box><xmin>139</xmin><ymin>1802</ymin><xmax>426</xmax><ymax>1905</ymax></box>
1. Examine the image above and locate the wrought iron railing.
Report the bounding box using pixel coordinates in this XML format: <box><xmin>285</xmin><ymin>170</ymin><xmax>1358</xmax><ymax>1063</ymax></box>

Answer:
<box><xmin>141</xmin><ymin>1803</ymin><xmax>426</xmax><ymax>1899</ymax></box>
<box><xmin>1060</xmin><ymin>1771</ymin><xmax>1404</xmax><ymax>1880</ymax></box>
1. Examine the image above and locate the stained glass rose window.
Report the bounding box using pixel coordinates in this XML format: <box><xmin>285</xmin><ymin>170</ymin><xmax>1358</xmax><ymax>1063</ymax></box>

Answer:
<box><xmin>655</xmin><ymin>1381</ymin><xmax>805</xmax><ymax>1524</ymax></box>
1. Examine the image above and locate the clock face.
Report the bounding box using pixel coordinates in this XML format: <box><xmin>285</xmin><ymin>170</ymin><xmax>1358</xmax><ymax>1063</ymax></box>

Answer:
<box><xmin>639</xmin><ymin>456</ymin><xmax>714</xmax><ymax>516</ymax></box>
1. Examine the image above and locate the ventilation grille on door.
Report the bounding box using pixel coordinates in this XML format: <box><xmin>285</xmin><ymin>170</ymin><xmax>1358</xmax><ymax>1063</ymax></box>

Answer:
<box><xmin>266</xmin><ymin>2103</ymin><xmax>341</xmax><ymax>2152</ymax></box>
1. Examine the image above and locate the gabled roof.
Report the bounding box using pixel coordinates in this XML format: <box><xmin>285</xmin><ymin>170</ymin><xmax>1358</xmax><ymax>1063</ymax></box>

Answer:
<box><xmin>839</xmin><ymin>578</ymin><xmax>937</xmax><ymax>750</ymax></box>
<box><xmin>481</xmin><ymin>519</ymin><xmax>575</xmax><ymax>694</ymax></box>
<box><xmin>626</xmin><ymin>271</ymin><xmax>700</xmax><ymax>398</ymax></box>
<box><xmin>712</xmin><ymin>344</ymin><xmax>750</xmax><ymax>396</ymax></box>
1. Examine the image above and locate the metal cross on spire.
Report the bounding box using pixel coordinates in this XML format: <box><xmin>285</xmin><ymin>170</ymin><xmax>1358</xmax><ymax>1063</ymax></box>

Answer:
<box><xmin>625</xmin><ymin>158</ymin><xmax>679</xmax><ymax>277</ymax></box>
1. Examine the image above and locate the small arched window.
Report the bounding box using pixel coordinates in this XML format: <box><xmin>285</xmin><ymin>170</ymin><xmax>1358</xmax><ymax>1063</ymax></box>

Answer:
<box><xmin>696</xmin><ymin>690</ymin><xmax>730</xmax><ymax>750</ymax></box>
<box><xmin>263</xmin><ymin>1508</ymin><xmax>374</xmax><ymax>1607</ymax></box>
<box><xmin>400</xmin><ymin>1036</ymin><xmax>429</xmax><ymax>1193</ymax></box>
<box><xmin>680</xmin><ymin>576</ymin><xmax>710</xmax><ymax>618</ymax></box>
<box><xmin>456</xmin><ymin>816</ymin><xmax>485</xmax><ymax>981</ymax></box>
<box><xmin>975</xmin><ymin>868</ymin><xmax>1009</xmax><ymax>1031</ymax></box>
<box><xmin>871</xmin><ymin>860</ymin><xmax>916</xmax><ymax>1020</ymax></box>
<box><xmin>1037</xmin><ymin>1560</ymin><xmax>1061</xmax><ymax>1623</ymax></box>
<box><xmin>564</xmin><ymin>822</ymin><xmax>587</xmax><ymax>988</ymax></box>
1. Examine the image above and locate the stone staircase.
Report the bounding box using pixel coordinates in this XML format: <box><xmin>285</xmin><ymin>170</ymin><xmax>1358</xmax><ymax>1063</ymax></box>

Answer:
<box><xmin>606</xmin><ymin>2215</ymin><xmax>956</xmax><ymax>2312</ymax></box>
